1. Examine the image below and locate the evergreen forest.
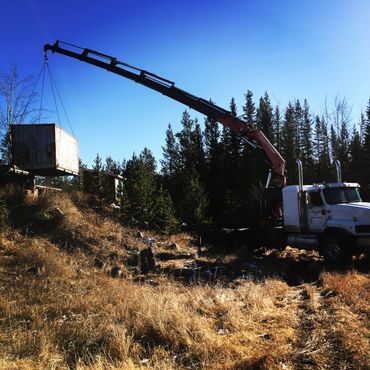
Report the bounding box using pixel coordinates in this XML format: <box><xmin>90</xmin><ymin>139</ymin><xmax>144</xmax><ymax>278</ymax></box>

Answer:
<box><xmin>82</xmin><ymin>93</ymin><xmax>370</xmax><ymax>233</ymax></box>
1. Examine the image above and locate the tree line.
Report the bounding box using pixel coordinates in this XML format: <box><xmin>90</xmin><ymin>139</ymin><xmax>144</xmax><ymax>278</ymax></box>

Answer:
<box><xmin>88</xmin><ymin>93</ymin><xmax>370</xmax><ymax>232</ymax></box>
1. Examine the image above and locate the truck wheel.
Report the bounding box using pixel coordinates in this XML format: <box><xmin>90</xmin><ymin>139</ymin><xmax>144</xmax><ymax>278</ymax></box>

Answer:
<box><xmin>320</xmin><ymin>236</ymin><xmax>352</xmax><ymax>265</ymax></box>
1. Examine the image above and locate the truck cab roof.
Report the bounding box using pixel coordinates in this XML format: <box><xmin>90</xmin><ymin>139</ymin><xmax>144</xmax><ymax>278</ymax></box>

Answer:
<box><xmin>283</xmin><ymin>182</ymin><xmax>360</xmax><ymax>193</ymax></box>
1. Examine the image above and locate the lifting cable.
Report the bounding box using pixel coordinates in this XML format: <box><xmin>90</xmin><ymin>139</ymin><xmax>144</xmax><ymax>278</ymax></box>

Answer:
<box><xmin>45</xmin><ymin>62</ymin><xmax>61</xmax><ymax>127</ymax></box>
<box><xmin>45</xmin><ymin>62</ymin><xmax>75</xmax><ymax>137</ymax></box>
<box><xmin>38</xmin><ymin>61</ymin><xmax>46</xmax><ymax>123</ymax></box>
<box><xmin>22</xmin><ymin>57</ymin><xmax>76</xmax><ymax>138</ymax></box>
<box><xmin>19</xmin><ymin>63</ymin><xmax>46</xmax><ymax>124</ymax></box>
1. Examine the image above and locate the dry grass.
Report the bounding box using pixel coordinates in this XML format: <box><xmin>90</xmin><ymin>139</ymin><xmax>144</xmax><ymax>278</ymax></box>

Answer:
<box><xmin>0</xmin><ymin>239</ymin><xmax>296</xmax><ymax>369</ymax></box>
<box><xmin>0</xmin><ymin>191</ymin><xmax>369</xmax><ymax>369</ymax></box>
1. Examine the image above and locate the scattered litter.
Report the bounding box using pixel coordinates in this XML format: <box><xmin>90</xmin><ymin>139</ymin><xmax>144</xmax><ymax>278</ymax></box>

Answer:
<box><xmin>217</xmin><ymin>328</ymin><xmax>229</xmax><ymax>335</ymax></box>
<box><xmin>109</xmin><ymin>203</ymin><xmax>120</xmax><ymax>210</ymax></box>
<box><xmin>259</xmin><ymin>333</ymin><xmax>271</xmax><ymax>340</ymax></box>
<box><xmin>143</xmin><ymin>237</ymin><xmax>156</xmax><ymax>247</ymax></box>
<box><xmin>144</xmin><ymin>279</ymin><xmax>158</xmax><ymax>286</ymax></box>
<box><xmin>320</xmin><ymin>288</ymin><xmax>337</xmax><ymax>298</ymax></box>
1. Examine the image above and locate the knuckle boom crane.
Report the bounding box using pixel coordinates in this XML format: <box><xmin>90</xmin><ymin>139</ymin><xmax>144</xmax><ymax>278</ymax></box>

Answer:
<box><xmin>44</xmin><ymin>41</ymin><xmax>286</xmax><ymax>188</ymax></box>
<box><xmin>44</xmin><ymin>41</ymin><xmax>370</xmax><ymax>263</ymax></box>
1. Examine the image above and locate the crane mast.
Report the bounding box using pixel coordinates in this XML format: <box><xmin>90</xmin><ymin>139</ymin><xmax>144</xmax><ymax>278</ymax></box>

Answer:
<box><xmin>44</xmin><ymin>41</ymin><xmax>286</xmax><ymax>187</ymax></box>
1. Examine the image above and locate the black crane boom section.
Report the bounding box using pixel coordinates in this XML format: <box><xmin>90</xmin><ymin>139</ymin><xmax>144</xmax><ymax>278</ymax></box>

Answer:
<box><xmin>44</xmin><ymin>41</ymin><xmax>233</xmax><ymax>122</ymax></box>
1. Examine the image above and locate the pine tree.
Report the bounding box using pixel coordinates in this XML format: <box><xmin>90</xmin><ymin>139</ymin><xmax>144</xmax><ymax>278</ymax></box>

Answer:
<box><xmin>364</xmin><ymin>100</ymin><xmax>370</xmax><ymax>159</ymax></box>
<box><xmin>178</xmin><ymin>168</ymin><xmax>208</xmax><ymax>226</ymax></box>
<box><xmin>161</xmin><ymin>124</ymin><xmax>179</xmax><ymax>178</ymax></box>
<box><xmin>161</xmin><ymin>123</ymin><xmax>180</xmax><ymax>202</ymax></box>
<box><xmin>338</xmin><ymin>119</ymin><xmax>350</xmax><ymax>175</ymax></box>
<box><xmin>349</xmin><ymin>126</ymin><xmax>363</xmax><ymax>182</ymax></box>
<box><xmin>176</xmin><ymin>110</ymin><xmax>195</xmax><ymax>171</ymax></box>
<box><xmin>153</xmin><ymin>185</ymin><xmax>179</xmax><ymax>234</ymax></box>
<box><xmin>204</xmin><ymin>113</ymin><xmax>221</xmax><ymax>163</ymax></box>
<box><xmin>313</xmin><ymin>116</ymin><xmax>331</xmax><ymax>182</ymax></box>
<box><xmin>174</xmin><ymin>110</ymin><xmax>208</xmax><ymax>223</ymax></box>
<box><xmin>243</xmin><ymin>90</ymin><xmax>255</xmax><ymax>126</ymax></box>
<box><xmin>105</xmin><ymin>156</ymin><xmax>121</xmax><ymax>174</ymax></box>
<box><xmin>362</xmin><ymin>99</ymin><xmax>370</xmax><ymax>196</ymax></box>
<box><xmin>294</xmin><ymin>99</ymin><xmax>303</xmax><ymax>160</ymax></box>
<box><xmin>91</xmin><ymin>153</ymin><xmax>105</xmax><ymax>198</ymax></box>
<box><xmin>222</xmin><ymin>98</ymin><xmax>241</xmax><ymax>171</ymax></box>
<box><xmin>193</xmin><ymin>119</ymin><xmax>206</xmax><ymax>178</ymax></box>
<box><xmin>220</xmin><ymin>98</ymin><xmax>243</xmax><ymax>223</ymax></box>
<box><xmin>256</xmin><ymin>92</ymin><xmax>273</xmax><ymax>141</ymax></box>
<box><xmin>359</xmin><ymin>113</ymin><xmax>366</xmax><ymax>144</ymax></box>
<box><xmin>122</xmin><ymin>148</ymin><xmax>157</xmax><ymax>228</ymax></box>
<box><xmin>239</xmin><ymin>90</ymin><xmax>261</xmax><ymax>223</ymax></box>
<box><xmin>273</xmin><ymin>105</ymin><xmax>282</xmax><ymax>152</ymax></box>
<box><xmin>281</xmin><ymin>102</ymin><xmax>297</xmax><ymax>184</ymax></box>
<box><xmin>203</xmin><ymin>110</ymin><xmax>223</xmax><ymax>221</ymax></box>
<box><xmin>301</xmin><ymin>99</ymin><xmax>314</xmax><ymax>182</ymax></box>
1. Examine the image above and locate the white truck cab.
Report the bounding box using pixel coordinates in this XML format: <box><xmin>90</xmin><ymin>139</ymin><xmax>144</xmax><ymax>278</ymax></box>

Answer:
<box><xmin>282</xmin><ymin>161</ymin><xmax>370</xmax><ymax>263</ymax></box>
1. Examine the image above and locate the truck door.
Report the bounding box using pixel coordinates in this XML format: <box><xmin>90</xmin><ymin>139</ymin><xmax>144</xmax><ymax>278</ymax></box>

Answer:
<box><xmin>307</xmin><ymin>191</ymin><xmax>327</xmax><ymax>231</ymax></box>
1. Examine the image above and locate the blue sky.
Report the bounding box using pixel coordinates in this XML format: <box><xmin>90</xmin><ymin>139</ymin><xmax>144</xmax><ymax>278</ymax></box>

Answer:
<box><xmin>1</xmin><ymin>0</ymin><xmax>370</xmax><ymax>167</ymax></box>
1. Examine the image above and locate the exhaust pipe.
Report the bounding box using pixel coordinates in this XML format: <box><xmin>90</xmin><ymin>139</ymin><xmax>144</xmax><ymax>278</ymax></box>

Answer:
<box><xmin>296</xmin><ymin>159</ymin><xmax>303</xmax><ymax>192</ymax></box>
<box><xmin>265</xmin><ymin>169</ymin><xmax>272</xmax><ymax>189</ymax></box>
<box><xmin>334</xmin><ymin>159</ymin><xmax>342</xmax><ymax>183</ymax></box>
<box><xmin>296</xmin><ymin>159</ymin><xmax>307</xmax><ymax>230</ymax></box>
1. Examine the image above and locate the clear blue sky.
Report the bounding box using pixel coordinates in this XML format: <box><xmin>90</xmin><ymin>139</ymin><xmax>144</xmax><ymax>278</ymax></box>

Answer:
<box><xmin>1</xmin><ymin>0</ymin><xmax>370</xmax><ymax>167</ymax></box>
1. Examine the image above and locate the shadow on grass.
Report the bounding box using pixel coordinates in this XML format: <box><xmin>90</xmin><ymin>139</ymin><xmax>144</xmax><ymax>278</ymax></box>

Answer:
<box><xmin>159</xmin><ymin>229</ymin><xmax>370</xmax><ymax>286</ymax></box>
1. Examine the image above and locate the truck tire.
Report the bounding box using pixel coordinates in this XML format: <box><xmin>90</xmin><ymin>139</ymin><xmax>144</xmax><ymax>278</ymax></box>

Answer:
<box><xmin>320</xmin><ymin>236</ymin><xmax>352</xmax><ymax>265</ymax></box>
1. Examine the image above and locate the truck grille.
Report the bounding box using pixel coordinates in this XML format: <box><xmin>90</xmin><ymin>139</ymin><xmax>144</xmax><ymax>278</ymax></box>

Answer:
<box><xmin>355</xmin><ymin>225</ymin><xmax>370</xmax><ymax>233</ymax></box>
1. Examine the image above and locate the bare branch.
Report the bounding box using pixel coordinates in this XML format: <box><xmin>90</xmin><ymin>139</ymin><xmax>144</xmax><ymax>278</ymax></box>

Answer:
<box><xmin>0</xmin><ymin>64</ymin><xmax>41</xmax><ymax>161</ymax></box>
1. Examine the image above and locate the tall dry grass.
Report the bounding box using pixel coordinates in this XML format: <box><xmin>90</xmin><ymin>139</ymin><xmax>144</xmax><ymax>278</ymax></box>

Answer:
<box><xmin>0</xmin><ymin>227</ymin><xmax>297</xmax><ymax>369</ymax></box>
<box><xmin>0</xmin><ymin>191</ymin><xmax>369</xmax><ymax>369</ymax></box>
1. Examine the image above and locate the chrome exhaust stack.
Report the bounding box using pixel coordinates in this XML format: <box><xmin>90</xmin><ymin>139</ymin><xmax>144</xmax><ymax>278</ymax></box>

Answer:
<box><xmin>296</xmin><ymin>159</ymin><xmax>303</xmax><ymax>192</ymax></box>
<box><xmin>296</xmin><ymin>159</ymin><xmax>307</xmax><ymax>230</ymax></box>
<box><xmin>334</xmin><ymin>159</ymin><xmax>342</xmax><ymax>183</ymax></box>
<box><xmin>265</xmin><ymin>169</ymin><xmax>272</xmax><ymax>189</ymax></box>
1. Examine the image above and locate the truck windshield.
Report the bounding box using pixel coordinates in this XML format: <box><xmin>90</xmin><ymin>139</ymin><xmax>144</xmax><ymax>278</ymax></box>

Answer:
<box><xmin>323</xmin><ymin>187</ymin><xmax>362</xmax><ymax>205</ymax></box>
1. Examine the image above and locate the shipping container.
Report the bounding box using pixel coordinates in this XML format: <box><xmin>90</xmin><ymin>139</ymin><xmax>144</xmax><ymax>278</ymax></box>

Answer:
<box><xmin>10</xmin><ymin>124</ymin><xmax>79</xmax><ymax>176</ymax></box>
<box><xmin>81</xmin><ymin>168</ymin><xmax>123</xmax><ymax>202</ymax></box>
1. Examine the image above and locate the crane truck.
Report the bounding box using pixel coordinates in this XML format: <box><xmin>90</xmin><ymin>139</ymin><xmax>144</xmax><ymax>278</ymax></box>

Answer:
<box><xmin>44</xmin><ymin>41</ymin><xmax>370</xmax><ymax>263</ymax></box>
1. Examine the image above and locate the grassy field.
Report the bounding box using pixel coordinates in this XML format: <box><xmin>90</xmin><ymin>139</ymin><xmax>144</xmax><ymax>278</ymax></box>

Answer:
<box><xmin>0</xmin><ymin>191</ymin><xmax>369</xmax><ymax>369</ymax></box>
